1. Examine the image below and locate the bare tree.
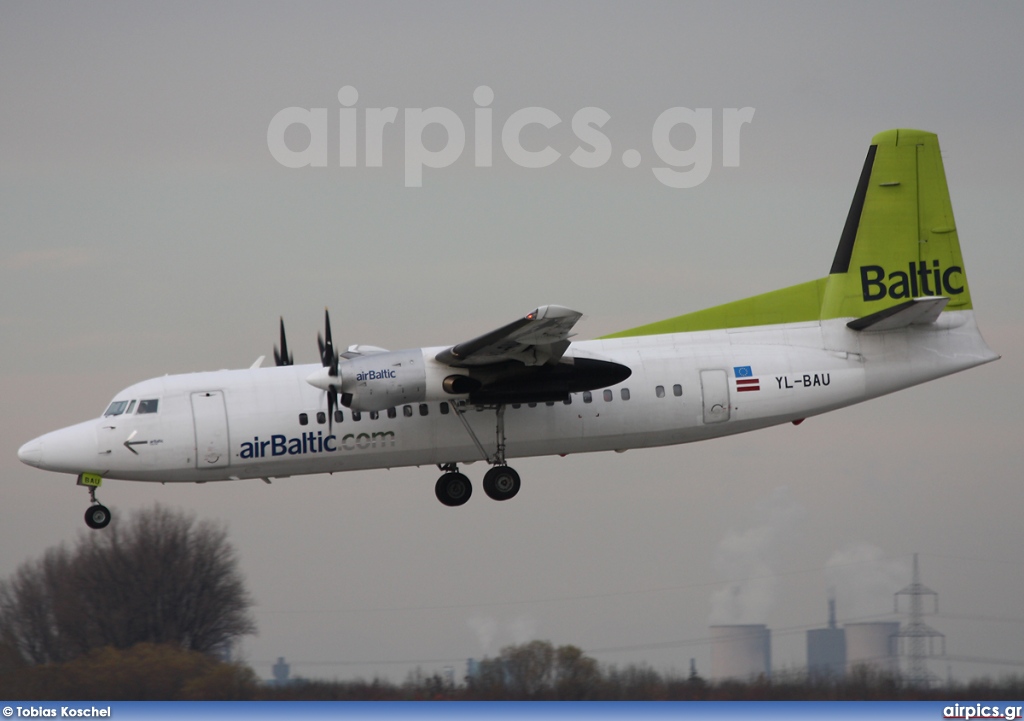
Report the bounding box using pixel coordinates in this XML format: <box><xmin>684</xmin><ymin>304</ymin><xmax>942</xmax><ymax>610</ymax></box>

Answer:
<box><xmin>502</xmin><ymin>640</ymin><xmax>555</xmax><ymax>697</ymax></box>
<box><xmin>0</xmin><ymin>546</ymin><xmax>79</xmax><ymax>664</ymax></box>
<box><xmin>554</xmin><ymin>644</ymin><xmax>601</xmax><ymax>699</ymax></box>
<box><xmin>0</xmin><ymin>505</ymin><xmax>255</xmax><ymax>665</ymax></box>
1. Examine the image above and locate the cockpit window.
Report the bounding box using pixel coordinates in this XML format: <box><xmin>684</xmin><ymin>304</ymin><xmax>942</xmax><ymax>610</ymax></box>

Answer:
<box><xmin>125</xmin><ymin>400</ymin><xmax>137</xmax><ymax>414</ymax></box>
<box><xmin>137</xmin><ymin>399</ymin><xmax>159</xmax><ymax>414</ymax></box>
<box><xmin>103</xmin><ymin>400</ymin><xmax>130</xmax><ymax>417</ymax></box>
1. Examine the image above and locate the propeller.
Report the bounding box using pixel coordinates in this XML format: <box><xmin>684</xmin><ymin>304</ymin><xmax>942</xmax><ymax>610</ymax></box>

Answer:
<box><xmin>316</xmin><ymin>308</ymin><xmax>341</xmax><ymax>431</ymax></box>
<box><xmin>273</xmin><ymin>317</ymin><xmax>293</xmax><ymax>367</ymax></box>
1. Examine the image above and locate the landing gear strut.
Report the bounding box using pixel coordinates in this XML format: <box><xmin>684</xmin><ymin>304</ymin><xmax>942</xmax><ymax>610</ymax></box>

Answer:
<box><xmin>482</xmin><ymin>405</ymin><xmax>520</xmax><ymax>500</ymax></box>
<box><xmin>84</xmin><ymin>485</ymin><xmax>111</xmax><ymax>530</ymax></box>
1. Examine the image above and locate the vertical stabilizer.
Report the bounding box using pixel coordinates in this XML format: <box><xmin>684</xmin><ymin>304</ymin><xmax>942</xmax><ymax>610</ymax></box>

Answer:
<box><xmin>820</xmin><ymin>129</ymin><xmax>971</xmax><ymax>321</ymax></box>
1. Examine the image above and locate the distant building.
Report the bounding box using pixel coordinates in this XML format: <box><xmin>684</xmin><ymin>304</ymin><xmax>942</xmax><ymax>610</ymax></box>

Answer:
<box><xmin>845</xmin><ymin>621</ymin><xmax>900</xmax><ymax>675</ymax></box>
<box><xmin>807</xmin><ymin>597</ymin><xmax>846</xmax><ymax>679</ymax></box>
<box><xmin>272</xmin><ymin>656</ymin><xmax>291</xmax><ymax>685</ymax></box>
<box><xmin>710</xmin><ymin>624</ymin><xmax>771</xmax><ymax>681</ymax></box>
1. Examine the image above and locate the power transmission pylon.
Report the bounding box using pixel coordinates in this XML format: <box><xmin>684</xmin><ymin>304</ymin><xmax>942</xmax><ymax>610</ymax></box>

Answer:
<box><xmin>894</xmin><ymin>553</ymin><xmax>945</xmax><ymax>686</ymax></box>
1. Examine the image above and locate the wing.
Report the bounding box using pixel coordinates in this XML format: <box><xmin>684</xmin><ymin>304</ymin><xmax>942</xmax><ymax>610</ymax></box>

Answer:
<box><xmin>434</xmin><ymin>305</ymin><xmax>631</xmax><ymax>404</ymax></box>
<box><xmin>435</xmin><ymin>305</ymin><xmax>583</xmax><ymax>367</ymax></box>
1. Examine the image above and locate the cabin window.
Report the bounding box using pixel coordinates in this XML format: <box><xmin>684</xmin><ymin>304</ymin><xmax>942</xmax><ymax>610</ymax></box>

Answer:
<box><xmin>528</xmin><ymin>402</ymin><xmax>537</xmax><ymax>408</ymax></box>
<box><xmin>369</xmin><ymin>411</ymin><xmax>379</xmax><ymax>420</ymax></box>
<box><xmin>352</xmin><ymin>411</ymin><xmax>362</xmax><ymax>421</ymax></box>
<box><xmin>545</xmin><ymin>401</ymin><xmax>555</xmax><ymax>407</ymax></box>
<box><xmin>563</xmin><ymin>397</ymin><xmax>572</xmax><ymax>405</ymax></box>
<box><xmin>137</xmin><ymin>399</ymin><xmax>159</xmax><ymax>414</ymax></box>
<box><xmin>656</xmin><ymin>385</ymin><xmax>665</xmax><ymax>398</ymax></box>
<box><xmin>316</xmin><ymin>411</ymin><xmax>326</xmax><ymax>424</ymax></box>
<box><xmin>603</xmin><ymin>389</ymin><xmax>613</xmax><ymax>402</ymax></box>
<box><xmin>583</xmin><ymin>391</ymin><xmax>592</xmax><ymax>404</ymax></box>
<box><xmin>511</xmin><ymin>403</ymin><xmax>521</xmax><ymax>409</ymax></box>
<box><xmin>299</xmin><ymin>413</ymin><xmax>308</xmax><ymax>426</ymax></box>
<box><xmin>440</xmin><ymin>402</ymin><xmax>450</xmax><ymax>414</ymax></box>
<box><xmin>334</xmin><ymin>410</ymin><xmax>344</xmax><ymax>423</ymax></box>
<box><xmin>621</xmin><ymin>388</ymin><xmax>630</xmax><ymax>401</ymax></box>
<box><xmin>403</xmin><ymin>405</ymin><xmax>413</xmax><ymax>417</ymax></box>
<box><xmin>419</xmin><ymin>403</ymin><xmax>429</xmax><ymax>416</ymax></box>
<box><xmin>103</xmin><ymin>400</ymin><xmax>130</xmax><ymax>417</ymax></box>
<box><xmin>673</xmin><ymin>384</ymin><xmax>683</xmax><ymax>397</ymax></box>
<box><xmin>387</xmin><ymin>407</ymin><xmax>397</xmax><ymax>419</ymax></box>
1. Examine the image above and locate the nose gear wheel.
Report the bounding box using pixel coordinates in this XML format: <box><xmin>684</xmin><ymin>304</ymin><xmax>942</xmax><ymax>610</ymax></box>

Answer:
<box><xmin>84</xmin><ymin>485</ymin><xmax>111</xmax><ymax>529</ymax></box>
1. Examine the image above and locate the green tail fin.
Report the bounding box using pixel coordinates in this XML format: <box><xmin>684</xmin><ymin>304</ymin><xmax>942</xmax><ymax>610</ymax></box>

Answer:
<box><xmin>820</xmin><ymin>128</ymin><xmax>971</xmax><ymax>319</ymax></box>
<box><xmin>602</xmin><ymin>129</ymin><xmax>971</xmax><ymax>339</ymax></box>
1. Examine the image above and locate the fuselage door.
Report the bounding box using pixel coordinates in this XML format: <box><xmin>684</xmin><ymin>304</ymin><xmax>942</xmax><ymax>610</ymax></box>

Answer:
<box><xmin>700</xmin><ymin>370</ymin><xmax>730</xmax><ymax>424</ymax></box>
<box><xmin>191</xmin><ymin>391</ymin><xmax>230</xmax><ymax>468</ymax></box>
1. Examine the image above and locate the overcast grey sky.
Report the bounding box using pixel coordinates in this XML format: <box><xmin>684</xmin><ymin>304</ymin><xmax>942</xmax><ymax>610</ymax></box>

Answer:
<box><xmin>2</xmin><ymin>1</ymin><xmax>1022</xmax><ymax>683</ymax></box>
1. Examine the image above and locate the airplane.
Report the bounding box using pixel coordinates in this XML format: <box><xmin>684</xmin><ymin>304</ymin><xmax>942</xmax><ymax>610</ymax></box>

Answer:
<box><xmin>18</xmin><ymin>129</ymin><xmax>999</xmax><ymax>529</ymax></box>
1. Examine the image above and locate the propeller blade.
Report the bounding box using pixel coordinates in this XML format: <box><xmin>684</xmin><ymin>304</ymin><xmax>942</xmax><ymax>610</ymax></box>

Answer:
<box><xmin>320</xmin><ymin>308</ymin><xmax>336</xmax><ymax>369</ymax></box>
<box><xmin>273</xmin><ymin>317</ymin><xmax>293</xmax><ymax>367</ymax></box>
<box><xmin>314</xmin><ymin>308</ymin><xmax>342</xmax><ymax>431</ymax></box>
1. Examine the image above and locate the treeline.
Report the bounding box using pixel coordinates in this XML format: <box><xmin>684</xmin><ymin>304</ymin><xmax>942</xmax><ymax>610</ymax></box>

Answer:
<box><xmin>0</xmin><ymin>642</ymin><xmax>257</xmax><ymax>700</ymax></box>
<box><xmin>260</xmin><ymin>641</ymin><xmax>1024</xmax><ymax>701</ymax></box>
<box><xmin>5</xmin><ymin>639</ymin><xmax>1024</xmax><ymax>700</ymax></box>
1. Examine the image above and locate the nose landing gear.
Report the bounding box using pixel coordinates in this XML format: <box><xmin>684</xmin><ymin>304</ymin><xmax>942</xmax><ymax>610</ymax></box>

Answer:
<box><xmin>78</xmin><ymin>474</ymin><xmax>111</xmax><ymax>529</ymax></box>
<box><xmin>84</xmin><ymin>486</ymin><xmax>111</xmax><ymax>529</ymax></box>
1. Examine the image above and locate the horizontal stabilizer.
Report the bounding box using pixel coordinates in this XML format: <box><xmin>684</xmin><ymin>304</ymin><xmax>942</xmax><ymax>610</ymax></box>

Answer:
<box><xmin>846</xmin><ymin>296</ymin><xmax>949</xmax><ymax>332</ymax></box>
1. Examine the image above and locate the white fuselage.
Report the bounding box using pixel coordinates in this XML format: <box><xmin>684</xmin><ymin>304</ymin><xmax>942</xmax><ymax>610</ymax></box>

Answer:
<box><xmin>19</xmin><ymin>311</ymin><xmax>996</xmax><ymax>485</ymax></box>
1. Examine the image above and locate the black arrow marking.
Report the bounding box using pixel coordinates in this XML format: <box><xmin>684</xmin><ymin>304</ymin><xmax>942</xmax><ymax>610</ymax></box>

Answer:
<box><xmin>124</xmin><ymin>431</ymin><xmax>148</xmax><ymax>455</ymax></box>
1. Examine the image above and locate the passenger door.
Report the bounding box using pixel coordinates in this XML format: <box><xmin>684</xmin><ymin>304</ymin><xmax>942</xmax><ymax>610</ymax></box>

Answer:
<box><xmin>191</xmin><ymin>391</ymin><xmax>230</xmax><ymax>468</ymax></box>
<box><xmin>700</xmin><ymin>370</ymin><xmax>730</xmax><ymax>424</ymax></box>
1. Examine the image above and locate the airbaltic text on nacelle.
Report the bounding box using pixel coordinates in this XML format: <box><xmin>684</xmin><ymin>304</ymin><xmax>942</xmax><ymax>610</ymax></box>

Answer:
<box><xmin>356</xmin><ymin>368</ymin><xmax>397</xmax><ymax>381</ymax></box>
<box><xmin>13</xmin><ymin>708</ymin><xmax>111</xmax><ymax>718</ymax></box>
<box><xmin>239</xmin><ymin>430</ymin><xmax>396</xmax><ymax>459</ymax></box>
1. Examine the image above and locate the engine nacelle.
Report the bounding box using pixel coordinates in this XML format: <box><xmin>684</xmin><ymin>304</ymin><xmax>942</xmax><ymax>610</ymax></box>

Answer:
<box><xmin>338</xmin><ymin>350</ymin><xmax>424</xmax><ymax>412</ymax></box>
<box><xmin>308</xmin><ymin>350</ymin><xmax>472</xmax><ymax>412</ymax></box>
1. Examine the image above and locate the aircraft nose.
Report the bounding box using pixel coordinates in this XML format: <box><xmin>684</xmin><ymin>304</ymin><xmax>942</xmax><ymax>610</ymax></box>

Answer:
<box><xmin>18</xmin><ymin>421</ymin><xmax>98</xmax><ymax>474</ymax></box>
<box><xmin>18</xmin><ymin>437</ymin><xmax>44</xmax><ymax>468</ymax></box>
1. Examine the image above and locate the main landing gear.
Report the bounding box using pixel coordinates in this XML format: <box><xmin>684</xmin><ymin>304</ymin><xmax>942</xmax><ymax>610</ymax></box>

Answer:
<box><xmin>84</xmin><ymin>485</ymin><xmax>111</xmax><ymax>530</ymax></box>
<box><xmin>434</xmin><ymin>463</ymin><xmax>522</xmax><ymax>507</ymax></box>
<box><xmin>435</xmin><ymin>402</ymin><xmax>523</xmax><ymax>507</ymax></box>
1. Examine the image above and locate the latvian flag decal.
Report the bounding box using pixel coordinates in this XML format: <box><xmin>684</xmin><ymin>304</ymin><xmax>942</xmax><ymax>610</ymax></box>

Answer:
<box><xmin>733</xmin><ymin>365</ymin><xmax>760</xmax><ymax>392</ymax></box>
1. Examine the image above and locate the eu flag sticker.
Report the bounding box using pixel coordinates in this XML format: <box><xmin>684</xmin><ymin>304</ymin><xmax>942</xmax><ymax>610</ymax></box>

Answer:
<box><xmin>734</xmin><ymin>365</ymin><xmax>753</xmax><ymax>378</ymax></box>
